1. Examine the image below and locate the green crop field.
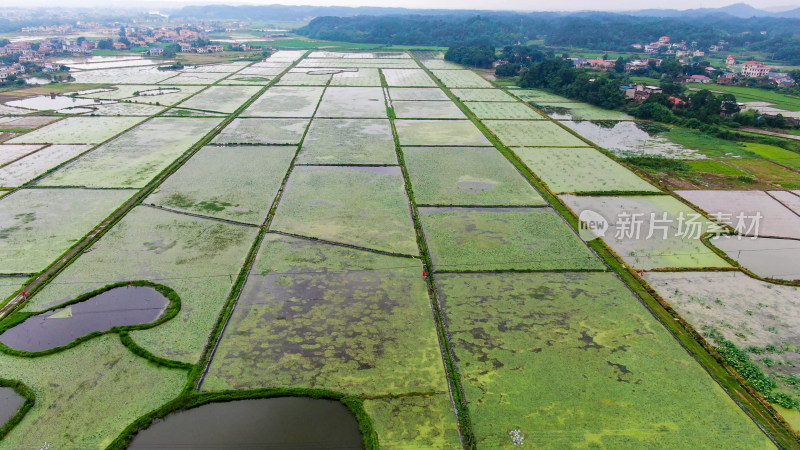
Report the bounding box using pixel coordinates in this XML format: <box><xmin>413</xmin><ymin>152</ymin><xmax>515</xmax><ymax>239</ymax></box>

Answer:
<box><xmin>0</xmin><ymin>188</ymin><xmax>133</xmax><ymax>273</ymax></box>
<box><xmin>465</xmin><ymin>101</ymin><xmax>545</xmax><ymax>120</ymax></box>
<box><xmin>484</xmin><ymin>120</ymin><xmax>588</xmax><ymax>147</ymax></box>
<box><xmin>25</xmin><ymin>206</ymin><xmax>258</xmax><ymax>363</ymax></box>
<box><xmin>742</xmin><ymin>143</ymin><xmax>800</xmax><ymax>171</ymax></box>
<box><xmin>534</xmin><ymin>101</ymin><xmax>635</xmax><ymax>121</ymax></box>
<box><xmin>271</xmin><ymin>166</ymin><xmax>419</xmax><ymax>255</ymax></box>
<box><xmin>403</xmin><ymin>146</ymin><xmax>545</xmax><ymax>205</ymax></box>
<box><xmin>419</xmin><ymin>207</ymin><xmax>604</xmax><ymax>271</ymax></box>
<box><xmin>513</xmin><ymin>147</ymin><xmax>661</xmax><ymax>193</ymax></box>
<box><xmin>687</xmin><ymin>84</ymin><xmax>800</xmax><ymax>111</ymax></box>
<box><xmin>297</xmin><ymin>118</ymin><xmax>397</xmax><ymax>164</ymax></box>
<box><xmin>363</xmin><ymin>394</ymin><xmax>461</xmax><ymax>448</ymax></box>
<box><xmin>438</xmin><ymin>272</ymin><xmax>773</xmax><ymax>448</ymax></box>
<box><xmin>395</xmin><ymin>120</ymin><xmax>491</xmax><ymax>146</ymax></box>
<box><xmin>0</xmin><ymin>335</ymin><xmax>186</xmax><ymax>448</ymax></box>
<box><xmin>147</xmin><ymin>145</ymin><xmax>295</xmax><ymax>225</ymax></box>
<box><xmin>0</xmin><ymin>48</ymin><xmax>793</xmax><ymax>449</ymax></box>
<box><xmin>38</xmin><ymin>118</ymin><xmax>224</xmax><ymax>188</ymax></box>
<box><xmin>201</xmin><ymin>233</ymin><xmax>447</xmax><ymax>395</ymax></box>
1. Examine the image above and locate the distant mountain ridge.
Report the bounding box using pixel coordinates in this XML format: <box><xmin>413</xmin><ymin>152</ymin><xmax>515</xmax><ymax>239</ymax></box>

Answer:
<box><xmin>625</xmin><ymin>3</ymin><xmax>800</xmax><ymax>19</ymax></box>
<box><xmin>171</xmin><ymin>3</ymin><xmax>800</xmax><ymax>21</ymax></box>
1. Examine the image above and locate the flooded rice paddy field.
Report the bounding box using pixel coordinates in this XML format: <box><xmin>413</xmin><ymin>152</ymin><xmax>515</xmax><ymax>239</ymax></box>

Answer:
<box><xmin>129</xmin><ymin>397</ymin><xmax>364</xmax><ymax>449</ymax></box>
<box><xmin>0</xmin><ymin>286</ymin><xmax>168</xmax><ymax>352</ymax></box>
<box><xmin>0</xmin><ymin>387</ymin><xmax>24</xmax><ymax>428</ymax></box>
<box><xmin>0</xmin><ymin>50</ymin><xmax>793</xmax><ymax>447</ymax></box>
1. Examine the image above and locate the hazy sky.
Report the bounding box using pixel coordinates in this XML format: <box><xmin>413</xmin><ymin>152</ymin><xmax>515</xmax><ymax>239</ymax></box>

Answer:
<box><xmin>3</xmin><ymin>0</ymin><xmax>800</xmax><ymax>12</ymax></box>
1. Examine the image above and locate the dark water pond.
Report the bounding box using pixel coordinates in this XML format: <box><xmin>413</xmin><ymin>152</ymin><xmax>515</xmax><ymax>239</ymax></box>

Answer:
<box><xmin>0</xmin><ymin>387</ymin><xmax>24</xmax><ymax>427</ymax></box>
<box><xmin>128</xmin><ymin>397</ymin><xmax>364</xmax><ymax>449</ymax></box>
<box><xmin>0</xmin><ymin>286</ymin><xmax>168</xmax><ymax>352</ymax></box>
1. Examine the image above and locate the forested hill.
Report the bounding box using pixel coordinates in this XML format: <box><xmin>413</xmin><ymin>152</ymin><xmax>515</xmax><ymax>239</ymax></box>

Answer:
<box><xmin>296</xmin><ymin>13</ymin><xmax>800</xmax><ymax>61</ymax></box>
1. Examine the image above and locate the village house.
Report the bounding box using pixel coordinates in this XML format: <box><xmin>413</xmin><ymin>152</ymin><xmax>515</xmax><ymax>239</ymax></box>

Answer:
<box><xmin>619</xmin><ymin>83</ymin><xmax>663</xmax><ymax>102</ymax></box>
<box><xmin>742</xmin><ymin>60</ymin><xmax>769</xmax><ymax>78</ymax></box>
<box><xmin>179</xmin><ymin>42</ymin><xmax>193</xmax><ymax>53</ymax></box>
<box><xmin>726</xmin><ymin>55</ymin><xmax>736</xmax><ymax>66</ymax></box>
<box><xmin>112</xmin><ymin>42</ymin><xmax>128</xmax><ymax>50</ymax></box>
<box><xmin>148</xmin><ymin>46</ymin><xmax>164</xmax><ymax>56</ymax></box>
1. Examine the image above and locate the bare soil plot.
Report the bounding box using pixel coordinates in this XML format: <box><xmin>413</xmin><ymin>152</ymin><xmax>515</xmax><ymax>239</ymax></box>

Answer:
<box><xmin>770</xmin><ymin>190</ymin><xmax>800</xmax><ymax>215</ymax></box>
<box><xmin>439</xmin><ymin>272</ymin><xmax>773</xmax><ymax>448</ymax></box>
<box><xmin>297</xmin><ymin>118</ymin><xmax>396</xmax><ymax>165</ymax></box>
<box><xmin>387</xmin><ymin>88</ymin><xmax>449</xmax><ymax>101</ymax></box>
<box><xmin>419</xmin><ymin>207</ymin><xmax>604</xmax><ymax>271</ymax></box>
<box><xmin>0</xmin><ymin>188</ymin><xmax>134</xmax><ymax>273</ymax></box>
<box><xmin>465</xmin><ymin>101</ymin><xmax>545</xmax><ymax>119</ymax></box>
<box><xmin>382</xmin><ymin>69</ymin><xmax>437</xmax><ymax>87</ymax></box>
<box><xmin>201</xmin><ymin>234</ymin><xmax>447</xmax><ymax>397</ymax></box>
<box><xmin>0</xmin><ymin>145</ymin><xmax>90</xmax><ymax>187</ymax></box>
<box><xmin>403</xmin><ymin>146</ymin><xmax>544</xmax><ymax>206</ymax></box>
<box><xmin>175</xmin><ymin>85</ymin><xmax>261</xmax><ymax>114</ymax></box>
<box><xmin>711</xmin><ymin>236</ymin><xmax>800</xmax><ymax>280</ymax></box>
<box><xmin>211</xmin><ymin>118</ymin><xmax>309</xmax><ymax>145</ymax></box>
<box><xmin>271</xmin><ymin>166</ymin><xmax>418</xmax><ymax>255</ymax></box>
<box><xmin>513</xmin><ymin>147</ymin><xmax>660</xmax><ymax>193</ymax></box>
<box><xmin>392</xmin><ymin>100</ymin><xmax>465</xmax><ymax>119</ymax></box>
<box><xmin>0</xmin><ymin>116</ymin><xmax>59</xmax><ymax>129</ymax></box>
<box><xmin>484</xmin><ymin>120</ymin><xmax>587</xmax><ymax>147</ymax></box>
<box><xmin>38</xmin><ymin>117</ymin><xmax>223</xmax><ymax>188</ymax></box>
<box><xmin>431</xmin><ymin>70</ymin><xmax>492</xmax><ymax>88</ymax></box>
<box><xmin>395</xmin><ymin>120</ymin><xmax>491</xmax><ymax>146</ymax></box>
<box><xmin>646</xmin><ymin>271</ymin><xmax>800</xmax><ymax>409</ymax></box>
<box><xmin>241</xmin><ymin>86</ymin><xmax>324</xmax><ymax>117</ymax></box>
<box><xmin>147</xmin><ymin>145</ymin><xmax>295</xmax><ymax>225</ymax></box>
<box><xmin>677</xmin><ymin>190</ymin><xmax>800</xmax><ymax>239</ymax></box>
<box><xmin>315</xmin><ymin>87</ymin><xmax>387</xmax><ymax>118</ymax></box>
<box><xmin>0</xmin><ymin>144</ymin><xmax>44</xmax><ymax>166</ymax></box>
<box><xmin>7</xmin><ymin>116</ymin><xmax>144</xmax><ymax>145</ymax></box>
<box><xmin>560</xmin><ymin>194</ymin><xmax>730</xmax><ymax>270</ymax></box>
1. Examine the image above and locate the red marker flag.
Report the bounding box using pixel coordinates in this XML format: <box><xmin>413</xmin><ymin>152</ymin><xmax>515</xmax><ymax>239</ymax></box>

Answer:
<box><xmin>423</xmin><ymin>271</ymin><xmax>427</xmax><ymax>278</ymax></box>
<box><xmin>21</xmin><ymin>292</ymin><xmax>27</xmax><ymax>297</ymax></box>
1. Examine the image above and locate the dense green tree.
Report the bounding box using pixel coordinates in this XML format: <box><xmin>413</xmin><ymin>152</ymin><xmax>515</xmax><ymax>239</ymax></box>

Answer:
<box><xmin>495</xmin><ymin>63</ymin><xmax>521</xmax><ymax>77</ymax></box>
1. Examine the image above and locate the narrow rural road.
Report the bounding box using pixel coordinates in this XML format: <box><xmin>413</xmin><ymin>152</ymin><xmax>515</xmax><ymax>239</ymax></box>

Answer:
<box><xmin>740</xmin><ymin>127</ymin><xmax>800</xmax><ymax>141</ymax></box>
